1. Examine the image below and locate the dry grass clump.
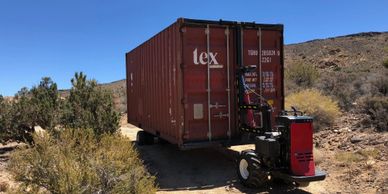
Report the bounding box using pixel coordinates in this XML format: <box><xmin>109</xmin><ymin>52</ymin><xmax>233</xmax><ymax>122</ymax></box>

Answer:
<box><xmin>285</xmin><ymin>89</ymin><xmax>341</xmax><ymax>130</ymax></box>
<box><xmin>335</xmin><ymin>148</ymin><xmax>380</xmax><ymax>164</ymax></box>
<box><xmin>335</xmin><ymin>152</ymin><xmax>364</xmax><ymax>163</ymax></box>
<box><xmin>7</xmin><ymin>128</ymin><xmax>157</xmax><ymax>194</ymax></box>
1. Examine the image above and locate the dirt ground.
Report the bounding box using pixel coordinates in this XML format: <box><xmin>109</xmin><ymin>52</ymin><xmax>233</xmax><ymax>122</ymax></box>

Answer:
<box><xmin>120</xmin><ymin>113</ymin><xmax>387</xmax><ymax>194</ymax></box>
<box><xmin>0</xmin><ymin>115</ymin><xmax>386</xmax><ymax>194</ymax></box>
<box><xmin>0</xmin><ymin>142</ymin><xmax>21</xmax><ymax>193</ymax></box>
<box><xmin>121</xmin><ymin>124</ymin><xmax>332</xmax><ymax>194</ymax></box>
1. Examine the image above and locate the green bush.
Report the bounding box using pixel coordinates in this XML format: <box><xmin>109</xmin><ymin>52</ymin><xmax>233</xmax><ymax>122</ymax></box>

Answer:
<box><xmin>1</xmin><ymin>73</ymin><xmax>120</xmax><ymax>143</ymax></box>
<box><xmin>61</xmin><ymin>72</ymin><xmax>120</xmax><ymax>136</ymax></box>
<box><xmin>0</xmin><ymin>95</ymin><xmax>12</xmax><ymax>143</ymax></box>
<box><xmin>358</xmin><ymin>96</ymin><xmax>388</xmax><ymax>131</ymax></box>
<box><xmin>285</xmin><ymin>62</ymin><xmax>319</xmax><ymax>88</ymax></box>
<box><xmin>30</xmin><ymin>77</ymin><xmax>61</xmax><ymax>131</ymax></box>
<box><xmin>0</xmin><ymin>78</ymin><xmax>61</xmax><ymax>143</ymax></box>
<box><xmin>8</xmin><ymin>128</ymin><xmax>157</xmax><ymax>194</ymax></box>
<box><xmin>285</xmin><ymin>89</ymin><xmax>341</xmax><ymax>130</ymax></box>
<box><xmin>7</xmin><ymin>87</ymin><xmax>36</xmax><ymax>142</ymax></box>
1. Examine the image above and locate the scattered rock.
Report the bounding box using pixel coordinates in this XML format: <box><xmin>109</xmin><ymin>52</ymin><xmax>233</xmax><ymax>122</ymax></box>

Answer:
<box><xmin>328</xmin><ymin>48</ymin><xmax>341</xmax><ymax>55</ymax></box>
<box><xmin>366</xmin><ymin>160</ymin><xmax>376</xmax><ymax>166</ymax></box>
<box><xmin>351</xmin><ymin>136</ymin><xmax>363</xmax><ymax>143</ymax></box>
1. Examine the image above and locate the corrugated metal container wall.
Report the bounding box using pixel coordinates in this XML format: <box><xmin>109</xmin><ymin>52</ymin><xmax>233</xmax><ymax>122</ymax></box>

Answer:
<box><xmin>126</xmin><ymin>21</ymin><xmax>184</xmax><ymax>145</ymax></box>
<box><xmin>126</xmin><ymin>18</ymin><xmax>284</xmax><ymax>148</ymax></box>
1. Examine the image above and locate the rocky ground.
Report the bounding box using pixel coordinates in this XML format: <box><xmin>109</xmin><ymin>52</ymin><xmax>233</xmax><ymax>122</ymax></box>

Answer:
<box><xmin>0</xmin><ymin>114</ymin><xmax>386</xmax><ymax>194</ymax></box>
<box><xmin>312</xmin><ymin>113</ymin><xmax>388</xmax><ymax>193</ymax></box>
<box><xmin>0</xmin><ymin>142</ymin><xmax>22</xmax><ymax>193</ymax></box>
<box><xmin>120</xmin><ymin>114</ymin><xmax>388</xmax><ymax>194</ymax></box>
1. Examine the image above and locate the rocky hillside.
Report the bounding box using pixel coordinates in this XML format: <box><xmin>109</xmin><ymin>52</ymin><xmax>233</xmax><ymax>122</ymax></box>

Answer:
<box><xmin>285</xmin><ymin>32</ymin><xmax>388</xmax><ymax>70</ymax></box>
<box><xmin>99</xmin><ymin>79</ymin><xmax>127</xmax><ymax>113</ymax></box>
<box><xmin>284</xmin><ymin>32</ymin><xmax>387</xmax><ymax>193</ymax></box>
<box><xmin>59</xmin><ymin>79</ymin><xmax>127</xmax><ymax>113</ymax></box>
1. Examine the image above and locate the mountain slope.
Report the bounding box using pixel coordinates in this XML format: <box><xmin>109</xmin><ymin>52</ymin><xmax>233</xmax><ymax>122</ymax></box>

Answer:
<box><xmin>285</xmin><ymin>32</ymin><xmax>388</xmax><ymax>70</ymax></box>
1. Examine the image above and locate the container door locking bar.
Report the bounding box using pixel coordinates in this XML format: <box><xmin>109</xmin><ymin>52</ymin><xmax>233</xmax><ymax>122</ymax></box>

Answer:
<box><xmin>236</xmin><ymin>26</ymin><xmax>272</xmax><ymax>134</ymax></box>
<box><xmin>206</xmin><ymin>25</ymin><xmax>212</xmax><ymax>141</ymax></box>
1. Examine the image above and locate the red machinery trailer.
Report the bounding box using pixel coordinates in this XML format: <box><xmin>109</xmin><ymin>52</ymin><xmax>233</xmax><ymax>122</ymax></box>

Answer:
<box><xmin>126</xmin><ymin>18</ymin><xmax>284</xmax><ymax>149</ymax></box>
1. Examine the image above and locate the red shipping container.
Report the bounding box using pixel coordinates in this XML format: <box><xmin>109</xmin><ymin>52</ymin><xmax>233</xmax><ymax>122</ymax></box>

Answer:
<box><xmin>126</xmin><ymin>18</ymin><xmax>284</xmax><ymax>149</ymax></box>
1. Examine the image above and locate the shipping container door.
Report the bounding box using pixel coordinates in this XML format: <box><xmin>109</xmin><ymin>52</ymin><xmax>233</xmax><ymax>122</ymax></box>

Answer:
<box><xmin>182</xmin><ymin>25</ymin><xmax>232</xmax><ymax>142</ymax></box>
<box><xmin>242</xmin><ymin>28</ymin><xmax>283</xmax><ymax>128</ymax></box>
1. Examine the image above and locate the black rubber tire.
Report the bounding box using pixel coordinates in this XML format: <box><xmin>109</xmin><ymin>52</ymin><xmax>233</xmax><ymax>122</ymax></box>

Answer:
<box><xmin>145</xmin><ymin>133</ymin><xmax>155</xmax><ymax>145</ymax></box>
<box><xmin>136</xmin><ymin>131</ymin><xmax>147</xmax><ymax>145</ymax></box>
<box><xmin>296</xmin><ymin>182</ymin><xmax>310</xmax><ymax>187</ymax></box>
<box><xmin>237</xmin><ymin>150</ymin><xmax>269</xmax><ymax>188</ymax></box>
<box><xmin>137</xmin><ymin>131</ymin><xmax>155</xmax><ymax>145</ymax></box>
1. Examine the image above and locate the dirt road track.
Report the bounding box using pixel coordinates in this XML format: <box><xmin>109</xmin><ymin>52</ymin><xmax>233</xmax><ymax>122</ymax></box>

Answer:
<box><xmin>120</xmin><ymin>125</ymin><xmax>327</xmax><ymax>194</ymax></box>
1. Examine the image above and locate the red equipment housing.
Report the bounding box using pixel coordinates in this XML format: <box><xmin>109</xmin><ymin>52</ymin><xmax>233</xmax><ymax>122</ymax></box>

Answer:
<box><xmin>289</xmin><ymin>122</ymin><xmax>315</xmax><ymax>176</ymax></box>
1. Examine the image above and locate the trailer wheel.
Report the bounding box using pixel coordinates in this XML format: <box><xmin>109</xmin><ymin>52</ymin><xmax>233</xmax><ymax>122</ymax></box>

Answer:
<box><xmin>237</xmin><ymin>150</ymin><xmax>269</xmax><ymax>188</ymax></box>
<box><xmin>137</xmin><ymin>131</ymin><xmax>156</xmax><ymax>145</ymax></box>
<box><xmin>296</xmin><ymin>182</ymin><xmax>310</xmax><ymax>187</ymax></box>
<box><xmin>136</xmin><ymin>131</ymin><xmax>148</xmax><ymax>145</ymax></box>
<box><xmin>145</xmin><ymin>133</ymin><xmax>155</xmax><ymax>145</ymax></box>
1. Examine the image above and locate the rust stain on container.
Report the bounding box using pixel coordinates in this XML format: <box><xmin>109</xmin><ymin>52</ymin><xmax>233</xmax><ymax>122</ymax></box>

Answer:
<box><xmin>126</xmin><ymin>18</ymin><xmax>284</xmax><ymax>149</ymax></box>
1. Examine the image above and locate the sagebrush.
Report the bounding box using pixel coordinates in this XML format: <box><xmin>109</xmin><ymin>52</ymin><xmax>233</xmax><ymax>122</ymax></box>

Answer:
<box><xmin>285</xmin><ymin>89</ymin><xmax>340</xmax><ymax>130</ymax></box>
<box><xmin>285</xmin><ymin>62</ymin><xmax>319</xmax><ymax>89</ymax></box>
<box><xmin>8</xmin><ymin>128</ymin><xmax>157</xmax><ymax>194</ymax></box>
<box><xmin>358</xmin><ymin>96</ymin><xmax>388</xmax><ymax>131</ymax></box>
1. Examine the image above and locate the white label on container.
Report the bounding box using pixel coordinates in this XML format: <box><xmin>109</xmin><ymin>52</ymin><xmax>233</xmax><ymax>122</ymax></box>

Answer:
<box><xmin>193</xmin><ymin>48</ymin><xmax>223</xmax><ymax>68</ymax></box>
<box><xmin>193</xmin><ymin>104</ymin><xmax>204</xmax><ymax>119</ymax></box>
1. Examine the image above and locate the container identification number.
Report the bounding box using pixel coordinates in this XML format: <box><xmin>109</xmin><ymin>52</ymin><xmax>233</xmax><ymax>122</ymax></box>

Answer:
<box><xmin>247</xmin><ymin>49</ymin><xmax>280</xmax><ymax>64</ymax></box>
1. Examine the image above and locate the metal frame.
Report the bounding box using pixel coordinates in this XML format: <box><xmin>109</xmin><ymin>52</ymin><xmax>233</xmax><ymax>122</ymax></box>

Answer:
<box><xmin>180</xmin><ymin>18</ymin><xmax>283</xmax><ymax>30</ymax></box>
<box><xmin>226</xmin><ymin>27</ymin><xmax>231</xmax><ymax>140</ymax></box>
<box><xmin>206</xmin><ymin>25</ymin><xmax>212</xmax><ymax>141</ymax></box>
<box><xmin>258</xmin><ymin>28</ymin><xmax>262</xmax><ymax>102</ymax></box>
<box><xmin>257</xmin><ymin>28</ymin><xmax>263</xmax><ymax>129</ymax></box>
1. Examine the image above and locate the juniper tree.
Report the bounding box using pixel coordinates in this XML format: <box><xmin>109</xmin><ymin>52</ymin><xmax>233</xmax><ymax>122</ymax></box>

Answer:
<box><xmin>62</xmin><ymin>72</ymin><xmax>120</xmax><ymax>136</ymax></box>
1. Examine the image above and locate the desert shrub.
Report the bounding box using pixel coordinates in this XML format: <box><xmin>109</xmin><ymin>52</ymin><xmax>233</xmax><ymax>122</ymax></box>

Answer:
<box><xmin>61</xmin><ymin>72</ymin><xmax>120</xmax><ymax>136</ymax></box>
<box><xmin>358</xmin><ymin>96</ymin><xmax>388</xmax><ymax>131</ymax></box>
<box><xmin>0</xmin><ymin>95</ymin><xmax>11</xmax><ymax>142</ymax></box>
<box><xmin>368</xmin><ymin>73</ymin><xmax>388</xmax><ymax>96</ymax></box>
<box><xmin>0</xmin><ymin>78</ymin><xmax>62</xmax><ymax>143</ymax></box>
<box><xmin>285</xmin><ymin>89</ymin><xmax>340</xmax><ymax>130</ymax></box>
<box><xmin>7</xmin><ymin>87</ymin><xmax>36</xmax><ymax>142</ymax></box>
<box><xmin>2</xmin><ymin>73</ymin><xmax>119</xmax><ymax>142</ymax></box>
<box><xmin>285</xmin><ymin>62</ymin><xmax>319</xmax><ymax>88</ymax></box>
<box><xmin>284</xmin><ymin>78</ymin><xmax>301</xmax><ymax>95</ymax></box>
<box><xmin>335</xmin><ymin>152</ymin><xmax>363</xmax><ymax>164</ymax></box>
<box><xmin>335</xmin><ymin>149</ymin><xmax>380</xmax><ymax>164</ymax></box>
<box><xmin>316</xmin><ymin>67</ymin><xmax>387</xmax><ymax>111</ymax></box>
<box><xmin>335</xmin><ymin>152</ymin><xmax>364</xmax><ymax>163</ymax></box>
<box><xmin>8</xmin><ymin>128</ymin><xmax>157</xmax><ymax>194</ymax></box>
<box><xmin>316</xmin><ymin>71</ymin><xmax>368</xmax><ymax>110</ymax></box>
<box><xmin>383</xmin><ymin>59</ymin><xmax>388</xmax><ymax>69</ymax></box>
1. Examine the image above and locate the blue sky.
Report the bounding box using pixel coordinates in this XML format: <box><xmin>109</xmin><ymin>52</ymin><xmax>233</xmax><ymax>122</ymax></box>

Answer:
<box><xmin>0</xmin><ymin>0</ymin><xmax>387</xmax><ymax>96</ymax></box>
